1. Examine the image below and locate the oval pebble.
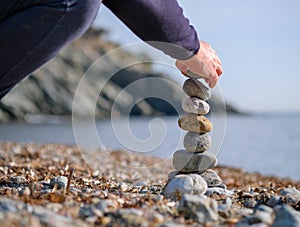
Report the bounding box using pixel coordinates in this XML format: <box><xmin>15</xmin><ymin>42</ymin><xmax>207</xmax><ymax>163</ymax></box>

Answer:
<box><xmin>182</xmin><ymin>97</ymin><xmax>210</xmax><ymax>115</ymax></box>
<box><xmin>172</xmin><ymin>149</ymin><xmax>217</xmax><ymax>173</ymax></box>
<box><xmin>178</xmin><ymin>114</ymin><xmax>212</xmax><ymax>133</ymax></box>
<box><xmin>164</xmin><ymin>174</ymin><xmax>207</xmax><ymax>200</ymax></box>
<box><xmin>184</xmin><ymin>132</ymin><xmax>211</xmax><ymax>153</ymax></box>
<box><xmin>200</xmin><ymin>169</ymin><xmax>222</xmax><ymax>187</ymax></box>
<box><xmin>183</xmin><ymin>78</ymin><xmax>211</xmax><ymax>101</ymax></box>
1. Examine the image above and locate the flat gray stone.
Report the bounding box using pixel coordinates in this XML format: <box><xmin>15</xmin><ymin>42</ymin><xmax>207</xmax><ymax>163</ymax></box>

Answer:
<box><xmin>200</xmin><ymin>169</ymin><xmax>222</xmax><ymax>187</ymax></box>
<box><xmin>177</xmin><ymin>194</ymin><xmax>218</xmax><ymax>223</ymax></box>
<box><xmin>184</xmin><ymin>132</ymin><xmax>211</xmax><ymax>153</ymax></box>
<box><xmin>182</xmin><ymin>97</ymin><xmax>210</xmax><ymax>115</ymax></box>
<box><xmin>164</xmin><ymin>174</ymin><xmax>207</xmax><ymax>200</ymax></box>
<box><xmin>173</xmin><ymin>150</ymin><xmax>217</xmax><ymax>173</ymax></box>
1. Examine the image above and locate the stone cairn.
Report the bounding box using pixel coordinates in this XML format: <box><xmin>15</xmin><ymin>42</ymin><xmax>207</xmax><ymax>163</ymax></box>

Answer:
<box><xmin>164</xmin><ymin>72</ymin><xmax>226</xmax><ymax>200</ymax></box>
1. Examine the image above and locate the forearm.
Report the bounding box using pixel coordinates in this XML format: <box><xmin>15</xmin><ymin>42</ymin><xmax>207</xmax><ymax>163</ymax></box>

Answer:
<box><xmin>102</xmin><ymin>0</ymin><xmax>199</xmax><ymax>60</ymax></box>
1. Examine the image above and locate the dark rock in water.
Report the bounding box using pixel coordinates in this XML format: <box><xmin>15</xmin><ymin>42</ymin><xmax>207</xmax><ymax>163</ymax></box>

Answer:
<box><xmin>273</xmin><ymin>205</ymin><xmax>300</xmax><ymax>227</ymax></box>
<box><xmin>177</xmin><ymin>194</ymin><xmax>218</xmax><ymax>223</ymax></box>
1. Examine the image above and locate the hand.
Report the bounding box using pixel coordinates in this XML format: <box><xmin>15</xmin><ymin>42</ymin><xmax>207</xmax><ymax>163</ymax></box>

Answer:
<box><xmin>175</xmin><ymin>41</ymin><xmax>223</xmax><ymax>88</ymax></box>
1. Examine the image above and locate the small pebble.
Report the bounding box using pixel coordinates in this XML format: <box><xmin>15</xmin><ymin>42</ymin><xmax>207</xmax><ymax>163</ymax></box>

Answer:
<box><xmin>118</xmin><ymin>182</ymin><xmax>130</xmax><ymax>191</ymax></box>
<box><xmin>50</xmin><ymin>176</ymin><xmax>68</xmax><ymax>190</ymax></box>
<box><xmin>243</xmin><ymin>198</ymin><xmax>257</xmax><ymax>208</ymax></box>
<box><xmin>79</xmin><ymin>205</ymin><xmax>95</xmax><ymax>218</ymax></box>
<box><xmin>172</xmin><ymin>149</ymin><xmax>217</xmax><ymax>173</ymax></box>
<box><xmin>183</xmin><ymin>78</ymin><xmax>211</xmax><ymax>101</ymax></box>
<box><xmin>279</xmin><ymin>187</ymin><xmax>300</xmax><ymax>196</ymax></box>
<box><xmin>267</xmin><ymin>195</ymin><xmax>282</xmax><ymax>207</ymax></box>
<box><xmin>177</xmin><ymin>194</ymin><xmax>218</xmax><ymax>223</ymax></box>
<box><xmin>218</xmin><ymin>198</ymin><xmax>232</xmax><ymax>217</ymax></box>
<box><xmin>205</xmin><ymin>187</ymin><xmax>234</xmax><ymax>197</ymax></box>
<box><xmin>200</xmin><ymin>169</ymin><xmax>223</xmax><ymax>187</ymax></box>
<box><xmin>9</xmin><ymin>176</ymin><xmax>26</xmax><ymax>186</ymax></box>
<box><xmin>178</xmin><ymin>114</ymin><xmax>212</xmax><ymax>133</ymax></box>
<box><xmin>182</xmin><ymin>97</ymin><xmax>210</xmax><ymax>115</ymax></box>
<box><xmin>217</xmin><ymin>183</ymin><xmax>227</xmax><ymax>189</ymax></box>
<box><xmin>183</xmin><ymin>132</ymin><xmax>211</xmax><ymax>153</ymax></box>
<box><xmin>164</xmin><ymin>174</ymin><xmax>207</xmax><ymax>200</ymax></box>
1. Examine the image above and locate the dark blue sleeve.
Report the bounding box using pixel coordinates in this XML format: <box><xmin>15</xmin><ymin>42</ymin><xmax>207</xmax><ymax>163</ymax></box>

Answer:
<box><xmin>102</xmin><ymin>0</ymin><xmax>200</xmax><ymax>60</ymax></box>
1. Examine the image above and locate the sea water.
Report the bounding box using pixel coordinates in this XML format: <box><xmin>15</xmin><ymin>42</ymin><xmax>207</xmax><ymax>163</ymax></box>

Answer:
<box><xmin>0</xmin><ymin>114</ymin><xmax>300</xmax><ymax>180</ymax></box>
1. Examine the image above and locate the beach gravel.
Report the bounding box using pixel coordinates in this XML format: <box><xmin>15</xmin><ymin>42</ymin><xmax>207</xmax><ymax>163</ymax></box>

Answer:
<box><xmin>0</xmin><ymin>142</ymin><xmax>300</xmax><ymax>226</ymax></box>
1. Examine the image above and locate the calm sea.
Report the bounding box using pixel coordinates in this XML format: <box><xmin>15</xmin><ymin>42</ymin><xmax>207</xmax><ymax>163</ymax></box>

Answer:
<box><xmin>0</xmin><ymin>114</ymin><xmax>300</xmax><ymax>180</ymax></box>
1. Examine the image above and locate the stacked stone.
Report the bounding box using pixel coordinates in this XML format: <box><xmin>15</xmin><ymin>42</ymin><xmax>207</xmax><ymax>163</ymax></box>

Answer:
<box><xmin>164</xmin><ymin>73</ymin><xmax>225</xmax><ymax>200</ymax></box>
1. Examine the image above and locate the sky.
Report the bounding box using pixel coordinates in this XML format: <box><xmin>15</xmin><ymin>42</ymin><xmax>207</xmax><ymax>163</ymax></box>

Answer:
<box><xmin>93</xmin><ymin>0</ymin><xmax>300</xmax><ymax>113</ymax></box>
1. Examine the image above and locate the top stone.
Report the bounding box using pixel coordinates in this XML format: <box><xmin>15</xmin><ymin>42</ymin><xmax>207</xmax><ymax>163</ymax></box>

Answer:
<box><xmin>183</xmin><ymin>79</ymin><xmax>211</xmax><ymax>101</ymax></box>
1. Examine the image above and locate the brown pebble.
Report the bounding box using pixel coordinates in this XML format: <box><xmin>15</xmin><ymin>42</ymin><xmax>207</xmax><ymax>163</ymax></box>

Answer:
<box><xmin>178</xmin><ymin>114</ymin><xmax>212</xmax><ymax>133</ymax></box>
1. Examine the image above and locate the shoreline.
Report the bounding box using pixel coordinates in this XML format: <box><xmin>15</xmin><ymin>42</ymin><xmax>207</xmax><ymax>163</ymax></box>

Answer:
<box><xmin>0</xmin><ymin>142</ymin><xmax>300</xmax><ymax>226</ymax></box>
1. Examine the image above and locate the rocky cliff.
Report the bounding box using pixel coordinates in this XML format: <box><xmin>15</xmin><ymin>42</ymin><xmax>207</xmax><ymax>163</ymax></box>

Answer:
<box><xmin>0</xmin><ymin>28</ymin><xmax>242</xmax><ymax>123</ymax></box>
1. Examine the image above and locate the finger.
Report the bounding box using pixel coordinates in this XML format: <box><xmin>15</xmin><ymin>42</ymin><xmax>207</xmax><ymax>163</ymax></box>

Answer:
<box><xmin>209</xmin><ymin>72</ymin><xmax>219</xmax><ymax>88</ymax></box>
<box><xmin>175</xmin><ymin>60</ymin><xmax>189</xmax><ymax>74</ymax></box>
<box><xmin>214</xmin><ymin>56</ymin><xmax>222</xmax><ymax>65</ymax></box>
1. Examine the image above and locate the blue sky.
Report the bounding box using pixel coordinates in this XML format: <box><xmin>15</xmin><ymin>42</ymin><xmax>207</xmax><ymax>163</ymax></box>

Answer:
<box><xmin>94</xmin><ymin>0</ymin><xmax>300</xmax><ymax>113</ymax></box>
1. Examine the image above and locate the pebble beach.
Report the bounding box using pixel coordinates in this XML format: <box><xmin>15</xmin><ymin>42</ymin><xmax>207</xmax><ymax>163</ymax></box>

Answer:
<box><xmin>1</xmin><ymin>142</ymin><xmax>300</xmax><ymax>226</ymax></box>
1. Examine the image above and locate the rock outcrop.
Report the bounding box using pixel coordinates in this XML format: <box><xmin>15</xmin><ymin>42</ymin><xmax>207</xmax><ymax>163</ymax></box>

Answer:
<box><xmin>0</xmin><ymin>28</ymin><xmax>243</xmax><ymax>123</ymax></box>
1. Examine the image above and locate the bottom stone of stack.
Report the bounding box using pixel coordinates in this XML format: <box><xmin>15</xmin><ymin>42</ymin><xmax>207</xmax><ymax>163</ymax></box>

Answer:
<box><xmin>172</xmin><ymin>149</ymin><xmax>217</xmax><ymax>173</ymax></box>
<box><xmin>168</xmin><ymin>169</ymin><xmax>226</xmax><ymax>189</ymax></box>
<box><xmin>163</xmin><ymin>174</ymin><xmax>208</xmax><ymax>200</ymax></box>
